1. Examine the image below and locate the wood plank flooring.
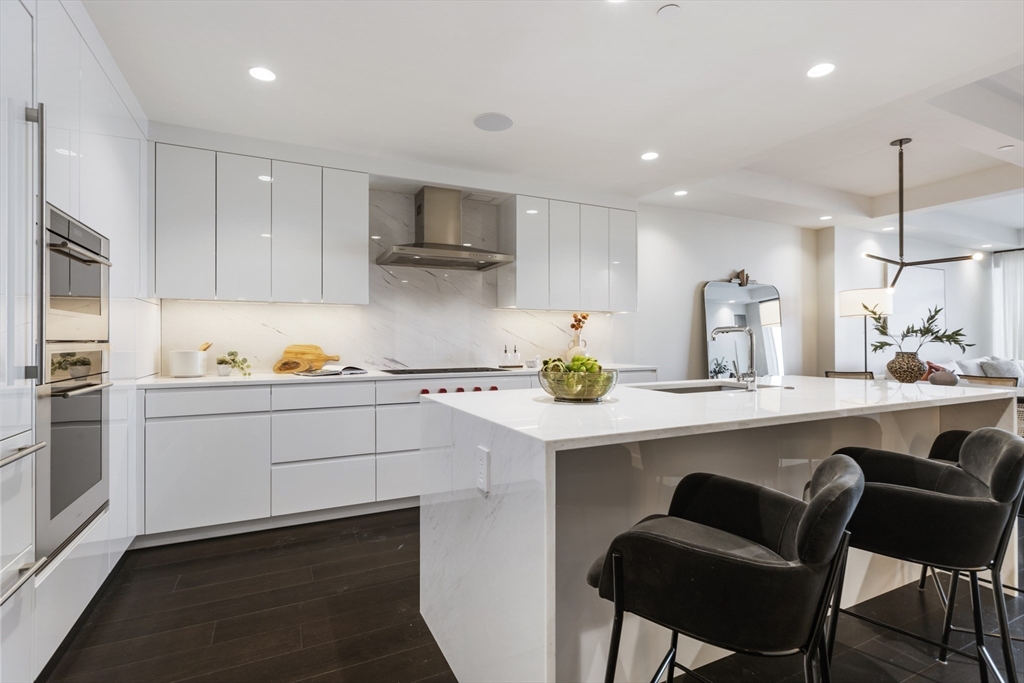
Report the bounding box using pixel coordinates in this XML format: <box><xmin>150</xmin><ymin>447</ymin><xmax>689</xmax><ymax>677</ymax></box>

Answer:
<box><xmin>43</xmin><ymin>507</ymin><xmax>455</xmax><ymax>683</ymax></box>
<box><xmin>45</xmin><ymin>507</ymin><xmax>1023</xmax><ymax>682</ymax></box>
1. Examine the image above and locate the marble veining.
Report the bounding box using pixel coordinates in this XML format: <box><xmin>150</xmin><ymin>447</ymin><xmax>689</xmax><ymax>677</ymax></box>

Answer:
<box><xmin>160</xmin><ymin>190</ymin><xmax>616</xmax><ymax>373</ymax></box>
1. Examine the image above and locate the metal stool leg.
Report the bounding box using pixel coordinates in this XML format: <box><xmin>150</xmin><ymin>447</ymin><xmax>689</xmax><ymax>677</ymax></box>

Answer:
<box><xmin>667</xmin><ymin>631</ymin><xmax>678</xmax><ymax>683</ymax></box>
<box><xmin>971</xmin><ymin>572</ymin><xmax>992</xmax><ymax>683</ymax></box>
<box><xmin>827</xmin><ymin>548</ymin><xmax>847</xmax><ymax>661</ymax></box>
<box><xmin>939</xmin><ymin>570</ymin><xmax>960</xmax><ymax>663</ymax></box>
<box><xmin>803</xmin><ymin>649</ymin><xmax>818</xmax><ymax>683</ymax></box>
<box><xmin>919</xmin><ymin>564</ymin><xmax>929</xmax><ymax>590</ymax></box>
<box><xmin>818</xmin><ymin>636</ymin><xmax>832</xmax><ymax>683</ymax></box>
<box><xmin>991</xmin><ymin>569</ymin><xmax>1019</xmax><ymax>683</ymax></box>
<box><xmin>605</xmin><ymin>552</ymin><xmax>624</xmax><ymax>683</ymax></box>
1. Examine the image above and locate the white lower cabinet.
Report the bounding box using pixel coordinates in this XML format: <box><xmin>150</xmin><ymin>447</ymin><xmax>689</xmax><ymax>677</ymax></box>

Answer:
<box><xmin>376</xmin><ymin>451</ymin><xmax>420</xmax><ymax>501</ymax></box>
<box><xmin>145</xmin><ymin>413</ymin><xmax>271</xmax><ymax>534</ymax></box>
<box><xmin>1</xmin><ymin>565</ymin><xmax>34</xmax><ymax>683</ymax></box>
<box><xmin>33</xmin><ymin>511</ymin><xmax>109</xmax><ymax>679</ymax></box>
<box><xmin>0</xmin><ymin>433</ymin><xmax>35</xmax><ymax>580</ymax></box>
<box><xmin>272</xmin><ymin>455</ymin><xmax>375</xmax><ymax>516</ymax></box>
<box><xmin>271</xmin><ymin>407</ymin><xmax>375</xmax><ymax>463</ymax></box>
<box><xmin>376</xmin><ymin>404</ymin><xmax>421</xmax><ymax>453</ymax></box>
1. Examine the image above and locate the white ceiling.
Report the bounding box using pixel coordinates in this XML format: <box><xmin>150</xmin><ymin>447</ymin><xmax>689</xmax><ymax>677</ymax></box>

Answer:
<box><xmin>84</xmin><ymin>0</ymin><xmax>1024</xmax><ymax>246</ymax></box>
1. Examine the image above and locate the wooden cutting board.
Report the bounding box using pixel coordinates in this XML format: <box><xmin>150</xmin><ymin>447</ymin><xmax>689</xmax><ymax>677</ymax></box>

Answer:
<box><xmin>274</xmin><ymin>344</ymin><xmax>340</xmax><ymax>373</ymax></box>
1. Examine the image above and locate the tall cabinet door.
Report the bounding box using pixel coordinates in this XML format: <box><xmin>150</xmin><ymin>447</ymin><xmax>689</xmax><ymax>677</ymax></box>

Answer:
<box><xmin>217</xmin><ymin>153</ymin><xmax>271</xmax><ymax>301</ymax></box>
<box><xmin>272</xmin><ymin>161</ymin><xmax>322</xmax><ymax>303</ymax></box>
<box><xmin>0</xmin><ymin>0</ymin><xmax>36</xmax><ymax>441</ymax></box>
<box><xmin>155</xmin><ymin>144</ymin><xmax>216</xmax><ymax>299</ymax></box>
<box><xmin>36</xmin><ymin>0</ymin><xmax>80</xmax><ymax>219</ymax></box>
<box><xmin>322</xmin><ymin>168</ymin><xmax>369</xmax><ymax>305</ymax></box>
<box><xmin>548</xmin><ymin>201</ymin><xmax>580</xmax><ymax>311</ymax></box>
<box><xmin>609</xmin><ymin>209</ymin><xmax>637</xmax><ymax>313</ymax></box>
<box><xmin>580</xmin><ymin>204</ymin><xmax>610</xmax><ymax>311</ymax></box>
<box><xmin>515</xmin><ymin>196</ymin><xmax>549</xmax><ymax>310</ymax></box>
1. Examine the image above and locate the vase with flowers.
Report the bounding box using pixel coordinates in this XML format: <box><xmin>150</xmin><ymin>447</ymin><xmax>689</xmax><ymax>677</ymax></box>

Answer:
<box><xmin>562</xmin><ymin>312</ymin><xmax>590</xmax><ymax>362</ymax></box>
<box><xmin>866</xmin><ymin>305</ymin><xmax>973</xmax><ymax>383</ymax></box>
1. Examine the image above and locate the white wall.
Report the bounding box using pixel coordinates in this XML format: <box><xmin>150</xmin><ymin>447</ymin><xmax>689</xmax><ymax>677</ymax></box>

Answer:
<box><xmin>613</xmin><ymin>204</ymin><xmax>818</xmax><ymax>381</ymax></box>
<box><xmin>831</xmin><ymin>226</ymin><xmax>993</xmax><ymax>375</ymax></box>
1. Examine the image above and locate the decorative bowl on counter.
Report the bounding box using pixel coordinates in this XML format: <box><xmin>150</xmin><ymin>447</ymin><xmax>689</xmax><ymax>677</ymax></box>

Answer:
<box><xmin>538</xmin><ymin>369</ymin><xmax>618</xmax><ymax>403</ymax></box>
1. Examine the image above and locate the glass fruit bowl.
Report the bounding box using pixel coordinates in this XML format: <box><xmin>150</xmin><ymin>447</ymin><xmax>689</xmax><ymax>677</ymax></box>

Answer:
<box><xmin>538</xmin><ymin>369</ymin><xmax>618</xmax><ymax>403</ymax></box>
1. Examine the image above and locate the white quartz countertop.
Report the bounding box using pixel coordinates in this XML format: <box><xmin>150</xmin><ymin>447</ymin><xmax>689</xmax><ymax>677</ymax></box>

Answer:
<box><xmin>423</xmin><ymin>375</ymin><xmax>1017</xmax><ymax>450</ymax></box>
<box><xmin>135</xmin><ymin>364</ymin><xmax>657</xmax><ymax>389</ymax></box>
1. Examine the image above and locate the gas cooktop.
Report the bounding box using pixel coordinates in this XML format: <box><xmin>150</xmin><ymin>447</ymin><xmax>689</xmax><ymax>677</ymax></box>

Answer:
<box><xmin>381</xmin><ymin>367</ymin><xmax>510</xmax><ymax>375</ymax></box>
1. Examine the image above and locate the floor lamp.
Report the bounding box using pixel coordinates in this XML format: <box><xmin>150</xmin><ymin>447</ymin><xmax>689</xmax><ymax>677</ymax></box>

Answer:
<box><xmin>839</xmin><ymin>288</ymin><xmax>894</xmax><ymax>373</ymax></box>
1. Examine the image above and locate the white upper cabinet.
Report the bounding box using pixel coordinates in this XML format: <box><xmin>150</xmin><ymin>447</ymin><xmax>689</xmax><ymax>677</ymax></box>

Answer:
<box><xmin>322</xmin><ymin>168</ymin><xmax>369</xmax><ymax>305</ymax></box>
<box><xmin>609</xmin><ymin>208</ymin><xmax>638</xmax><ymax>313</ymax></box>
<box><xmin>155</xmin><ymin>144</ymin><xmax>216</xmax><ymax>299</ymax></box>
<box><xmin>271</xmin><ymin>161</ymin><xmax>322</xmax><ymax>303</ymax></box>
<box><xmin>216</xmin><ymin>153</ymin><xmax>271</xmax><ymax>301</ymax></box>
<box><xmin>497</xmin><ymin>196</ymin><xmax>549</xmax><ymax>310</ymax></box>
<box><xmin>37</xmin><ymin>0</ymin><xmax>81</xmax><ymax>218</ymax></box>
<box><xmin>548</xmin><ymin>200</ymin><xmax>581</xmax><ymax>311</ymax></box>
<box><xmin>1</xmin><ymin>0</ymin><xmax>36</xmax><ymax>442</ymax></box>
<box><xmin>580</xmin><ymin>204</ymin><xmax>610</xmax><ymax>311</ymax></box>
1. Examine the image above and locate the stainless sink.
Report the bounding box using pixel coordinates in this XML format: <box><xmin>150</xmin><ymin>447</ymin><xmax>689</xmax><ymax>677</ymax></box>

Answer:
<box><xmin>633</xmin><ymin>381</ymin><xmax>773</xmax><ymax>394</ymax></box>
<box><xmin>651</xmin><ymin>384</ymin><xmax>745</xmax><ymax>394</ymax></box>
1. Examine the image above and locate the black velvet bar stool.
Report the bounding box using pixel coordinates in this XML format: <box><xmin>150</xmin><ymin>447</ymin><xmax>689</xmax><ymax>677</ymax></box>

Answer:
<box><xmin>586</xmin><ymin>454</ymin><xmax>864</xmax><ymax>683</ymax></box>
<box><xmin>833</xmin><ymin>427</ymin><xmax>1024</xmax><ymax>683</ymax></box>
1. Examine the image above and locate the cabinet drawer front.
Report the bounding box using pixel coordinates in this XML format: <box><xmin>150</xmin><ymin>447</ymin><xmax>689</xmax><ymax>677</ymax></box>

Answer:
<box><xmin>146</xmin><ymin>387</ymin><xmax>271</xmax><ymax>418</ymax></box>
<box><xmin>271</xmin><ymin>407</ymin><xmax>375</xmax><ymax>463</ymax></box>
<box><xmin>619</xmin><ymin>370</ymin><xmax>657</xmax><ymax>385</ymax></box>
<box><xmin>272</xmin><ymin>455</ymin><xmax>375</xmax><ymax>516</ymax></box>
<box><xmin>0</xmin><ymin>433</ymin><xmax>34</xmax><ymax>577</ymax></box>
<box><xmin>375</xmin><ymin>375</ymin><xmax>532</xmax><ymax>405</ymax></box>
<box><xmin>376</xmin><ymin>451</ymin><xmax>420</xmax><ymax>502</ymax></box>
<box><xmin>145</xmin><ymin>414</ymin><xmax>271</xmax><ymax>534</ymax></box>
<box><xmin>1</xmin><ymin>554</ymin><xmax>33</xmax><ymax>683</ymax></box>
<box><xmin>271</xmin><ymin>382</ymin><xmax>375</xmax><ymax>411</ymax></box>
<box><xmin>376</xmin><ymin>404</ymin><xmax>420</xmax><ymax>453</ymax></box>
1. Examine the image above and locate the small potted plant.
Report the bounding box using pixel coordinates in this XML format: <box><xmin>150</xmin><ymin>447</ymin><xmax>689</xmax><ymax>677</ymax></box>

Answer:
<box><xmin>710</xmin><ymin>357</ymin><xmax>730</xmax><ymax>379</ymax></box>
<box><xmin>51</xmin><ymin>353</ymin><xmax>92</xmax><ymax>378</ymax></box>
<box><xmin>866</xmin><ymin>305</ymin><xmax>973</xmax><ymax>383</ymax></box>
<box><xmin>215</xmin><ymin>351</ymin><xmax>251</xmax><ymax>377</ymax></box>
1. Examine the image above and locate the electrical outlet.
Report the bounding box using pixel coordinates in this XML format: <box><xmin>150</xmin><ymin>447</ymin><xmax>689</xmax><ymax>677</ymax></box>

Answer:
<box><xmin>476</xmin><ymin>446</ymin><xmax>490</xmax><ymax>495</ymax></box>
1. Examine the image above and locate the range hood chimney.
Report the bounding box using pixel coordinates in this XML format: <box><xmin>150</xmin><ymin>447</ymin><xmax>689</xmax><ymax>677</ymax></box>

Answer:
<box><xmin>375</xmin><ymin>186</ymin><xmax>514</xmax><ymax>271</ymax></box>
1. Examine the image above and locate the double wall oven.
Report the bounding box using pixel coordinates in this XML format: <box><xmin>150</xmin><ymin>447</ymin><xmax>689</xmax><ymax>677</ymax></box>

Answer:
<box><xmin>36</xmin><ymin>204</ymin><xmax>112</xmax><ymax>560</ymax></box>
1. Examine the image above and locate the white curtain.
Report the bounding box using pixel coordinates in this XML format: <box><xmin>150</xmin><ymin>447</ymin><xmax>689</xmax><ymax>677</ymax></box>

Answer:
<box><xmin>994</xmin><ymin>250</ymin><xmax>1024</xmax><ymax>360</ymax></box>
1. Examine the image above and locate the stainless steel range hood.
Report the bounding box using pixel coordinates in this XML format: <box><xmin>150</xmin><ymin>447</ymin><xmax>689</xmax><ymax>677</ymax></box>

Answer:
<box><xmin>375</xmin><ymin>186</ymin><xmax>514</xmax><ymax>271</ymax></box>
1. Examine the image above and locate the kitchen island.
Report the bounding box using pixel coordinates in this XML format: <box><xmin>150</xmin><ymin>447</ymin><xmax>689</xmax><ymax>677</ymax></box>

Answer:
<box><xmin>419</xmin><ymin>376</ymin><xmax>1019</xmax><ymax>683</ymax></box>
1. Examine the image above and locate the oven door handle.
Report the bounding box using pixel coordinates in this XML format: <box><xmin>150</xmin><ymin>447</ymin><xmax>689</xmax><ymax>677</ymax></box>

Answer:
<box><xmin>54</xmin><ymin>381</ymin><xmax>113</xmax><ymax>399</ymax></box>
<box><xmin>0</xmin><ymin>557</ymin><xmax>48</xmax><ymax>606</ymax></box>
<box><xmin>0</xmin><ymin>441</ymin><xmax>47</xmax><ymax>468</ymax></box>
<box><xmin>48</xmin><ymin>240</ymin><xmax>112</xmax><ymax>268</ymax></box>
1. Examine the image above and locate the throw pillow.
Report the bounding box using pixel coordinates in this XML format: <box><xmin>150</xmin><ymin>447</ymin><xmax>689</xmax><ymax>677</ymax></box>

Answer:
<box><xmin>956</xmin><ymin>356</ymin><xmax>991</xmax><ymax>376</ymax></box>
<box><xmin>980</xmin><ymin>359</ymin><xmax>1024</xmax><ymax>382</ymax></box>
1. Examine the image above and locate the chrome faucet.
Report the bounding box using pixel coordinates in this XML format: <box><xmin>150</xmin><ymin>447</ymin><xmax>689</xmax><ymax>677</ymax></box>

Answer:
<box><xmin>711</xmin><ymin>326</ymin><xmax>758</xmax><ymax>392</ymax></box>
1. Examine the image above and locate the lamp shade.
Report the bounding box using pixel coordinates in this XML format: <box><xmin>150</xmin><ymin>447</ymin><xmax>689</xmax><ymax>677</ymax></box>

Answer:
<box><xmin>839</xmin><ymin>287</ymin><xmax>894</xmax><ymax>318</ymax></box>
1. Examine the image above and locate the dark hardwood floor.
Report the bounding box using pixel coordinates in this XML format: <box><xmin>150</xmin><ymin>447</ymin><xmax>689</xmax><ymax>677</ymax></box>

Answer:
<box><xmin>45</xmin><ymin>507</ymin><xmax>1023</xmax><ymax>682</ymax></box>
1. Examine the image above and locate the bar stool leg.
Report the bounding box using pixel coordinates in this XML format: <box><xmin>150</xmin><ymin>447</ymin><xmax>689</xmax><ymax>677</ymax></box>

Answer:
<box><xmin>803</xmin><ymin>650</ymin><xmax>817</xmax><ymax>683</ymax></box>
<box><xmin>605</xmin><ymin>552</ymin><xmax>624</xmax><ymax>683</ymax></box>
<box><xmin>818</xmin><ymin>636</ymin><xmax>832</xmax><ymax>683</ymax></box>
<box><xmin>667</xmin><ymin>631</ymin><xmax>678</xmax><ymax>683</ymax></box>
<box><xmin>919</xmin><ymin>565</ymin><xmax>929</xmax><ymax>590</ymax></box>
<box><xmin>971</xmin><ymin>572</ymin><xmax>992</xmax><ymax>683</ymax></box>
<box><xmin>990</xmin><ymin>569</ymin><xmax>1019</xmax><ymax>683</ymax></box>
<box><xmin>939</xmin><ymin>571</ymin><xmax>960</xmax><ymax>663</ymax></box>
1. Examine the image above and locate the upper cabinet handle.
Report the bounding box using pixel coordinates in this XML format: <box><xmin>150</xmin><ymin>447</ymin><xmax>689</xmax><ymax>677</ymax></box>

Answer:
<box><xmin>0</xmin><ymin>441</ymin><xmax>47</xmax><ymax>468</ymax></box>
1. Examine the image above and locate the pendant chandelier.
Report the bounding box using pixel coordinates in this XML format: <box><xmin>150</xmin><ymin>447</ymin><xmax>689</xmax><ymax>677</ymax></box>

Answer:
<box><xmin>863</xmin><ymin>138</ymin><xmax>982</xmax><ymax>287</ymax></box>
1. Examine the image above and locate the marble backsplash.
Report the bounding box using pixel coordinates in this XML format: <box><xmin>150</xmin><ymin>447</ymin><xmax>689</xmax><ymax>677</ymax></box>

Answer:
<box><xmin>160</xmin><ymin>190</ymin><xmax>617</xmax><ymax>373</ymax></box>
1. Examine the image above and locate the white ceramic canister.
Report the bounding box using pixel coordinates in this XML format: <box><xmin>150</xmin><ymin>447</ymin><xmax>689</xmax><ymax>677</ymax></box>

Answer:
<box><xmin>168</xmin><ymin>350</ymin><xmax>208</xmax><ymax>377</ymax></box>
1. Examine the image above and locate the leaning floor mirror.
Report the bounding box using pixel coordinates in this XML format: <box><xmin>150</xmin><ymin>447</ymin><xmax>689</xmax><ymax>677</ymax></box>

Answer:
<box><xmin>703</xmin><ymin>282</ymin><xmax>785</xmax><ymax>379</ymax></box>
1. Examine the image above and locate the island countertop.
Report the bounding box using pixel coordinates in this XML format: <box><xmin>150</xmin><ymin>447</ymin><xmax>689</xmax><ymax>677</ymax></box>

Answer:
<box><xmin>422</xmin><ymin>375</ymin><xmax>1017</xmax><ymax>451</ymax></box>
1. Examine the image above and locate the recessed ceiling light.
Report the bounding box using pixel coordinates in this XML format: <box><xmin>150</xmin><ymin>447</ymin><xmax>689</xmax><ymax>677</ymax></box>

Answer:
<box><xmin>998</xmin><ymin>145</ymin><xmax>1015</xmax><ymax>151</ymax></box>
<box><xmin>526</xmin><ymin>209</ymin><xmax>538</xmax><ymax>214</ymax></box>
<box><xmin>371</xmin><ymin>235</ymin><xmax>381</xmax><ymax>240</ymax></box>
<box><xmin>258</xmin><ymin>175</ymin><xmax>272</xmax><ymax>182</ymax></box>
<box><xmin>612</xmin><ymin>261</ymin><xmax>620</xmax><ymax>264</ymax></box>
<box><xmin>463</xmin><ymin>243</ymin><xmax>472</xmax><ymax>247</ymax></box>
<box><xmin>473</xmin><ymin>113</ymin><xmax>513</xmax><ymax>132</ymax></box>
<box><xmin>674</xmin><ymin>190</ymin><xmax>688</xmax><ymax>196</ymax></box>
<box><xmin>807</xmin><ymin>63</ymin><xmax>835</xmax><ymax>78</ymax></box>
<box><xmin>413</xmin><ymin>256</ymin><xmax>421</xmax><ymax>259</ymax></box>
<box><xmin>820</xmin><ymin>216</ymin><xmax>832</xmax><ymax>220</ymax></box>
<box><xmin>972</xmin><ymin>253</ymin><xmax>984</xmax><ymax>260</ymax></box>
<box><xmin>882</xmin><ymin>226</ymin><xmax>895</xmax><ymax>231</ymax></box>
<box><xmin>641</xmin><ymin>152</ymin><xmax>659</xmax><ymax>161</ymax></box>
<box><xmin>728</xmin><ymin>300</ymin><xmax>736</xmax><ymax>303</ymax></box>
<box><xmin>248</xmin><ymin>67</ymin><xmax>276</xmax><ymax>82</ymax></box>
<box><xmin>260</xmin><ymin>234</ymin><xmax>271</xmax><ymax>238</ymax></box>
<box><xmin>981</xmin><ymin>244</ymin><xmax>992</xmax><ymax>248</ymax></box>
<box><xmin>401</xmin><ymin>280</ymin><xmax>408</xmax><ymax>283</ymax></box>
